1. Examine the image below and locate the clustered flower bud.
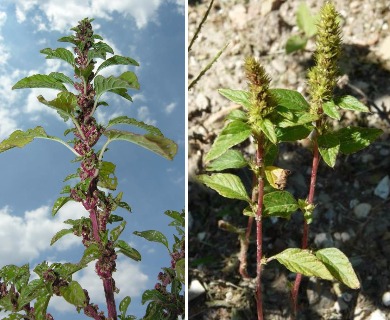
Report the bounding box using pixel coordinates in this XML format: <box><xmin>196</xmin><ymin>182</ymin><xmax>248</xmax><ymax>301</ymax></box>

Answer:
<box><xmin>308</xmin><ymin>1</ymin><xmax>341</xmax><ymax>115</ymax></box>
<box><xmin>96</xmin><ymin>241</ymin><xmax>117</xmax><ymax>280</ymax></box>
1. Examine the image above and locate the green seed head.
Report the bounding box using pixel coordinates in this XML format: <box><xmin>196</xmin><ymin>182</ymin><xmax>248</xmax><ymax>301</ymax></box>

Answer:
<box><xmin>244</xmin><ymin>57</ymin><xmax>274</xmax><ymax>137</ymax></box>
<box><xmin>308</xmin><ymin>1</ymin><xmax>342</xmax><ymax>115</ymax></box>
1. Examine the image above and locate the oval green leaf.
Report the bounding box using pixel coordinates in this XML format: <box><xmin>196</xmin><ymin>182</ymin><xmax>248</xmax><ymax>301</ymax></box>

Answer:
<box><xmin>206</xmin><ymin>149</ymin><xmax>247</xmax><ymax>171</ymax></box>
<box><xmin>315</xmin><ymin>248</ymin><xmax>360</xmax><ymax>289</ymax></box>
<box><xmin>272</xmin><ymin>248</ymin><xmax>334</xmax><ymax>280</ymax></box>
<box><xmin>263</xmin><ymin>191</ymin><xmax>298</xmax><ymax>218</ymax></box>
<box><xmin>197</xmin><ymin>173</ymin><xmax>250</xmax><ymax>203</ymax></box>
<box><xmin>59</xmin><ymin>280</ymin><xmax>86</xmax><ymax>308</ymax></box>
<box><xmin>218</xmin><ymin>89</ymin><xmax>251</xmax><ymax>110</ymax></box>
<box><xmin>133</xmin><ymin>230</ymin><xmax>169</xmax><ymax>250</ymax></box>
<box><xmin>205</xmin><ymin>120</ymin><xmax>251</xmax><ymax>162</ymax></box>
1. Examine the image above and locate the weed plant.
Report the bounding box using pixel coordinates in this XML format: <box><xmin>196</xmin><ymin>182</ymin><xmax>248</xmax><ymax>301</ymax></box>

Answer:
<box><xmin>197</xmin><ymin>2</ymin><xmax>382</xmax><ymax>319</ymax></box>
<box><xmin>0</xmin><ymin>18</ymin><xmax>184</xmax><ymax>320</ymax></box>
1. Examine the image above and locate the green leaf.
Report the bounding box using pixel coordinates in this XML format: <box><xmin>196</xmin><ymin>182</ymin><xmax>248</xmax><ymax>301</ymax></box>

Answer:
<box><xmin>108</xmin><ymin>88</ymin><xmax>133</xmax><ymax>102</ymax></box>
<box><xmin>272</xmin><ymin>248</ymin><xmax>334</xmax><ymax>280</ymax></box>
<box><xmin>276</xmin><ymin>125</ymin><xmax>311</xmax><ymax>141</ymax></box>
<box><xmin>323</xmin><ymin>100</ymin><xmax>341</xmax><ymax>120</ymax></box>
<box><xmin>106</xmin><ymin>116</ymin><xmax>163</xmax><ymax>136</ymax></box>
<box><xmin>164</xmin><ymin>210</ymin><xmax>185</xmax><ymax>227</ymax></box>
<box><xmin>270</xmin><ymin>88</ymin><xmax>310</xmax><ymax>111</ymax></box>
<box><xmin>18</xmin><ymin>279</ymin><xmax>45</xmax><ymax>308</ymax></box>
<box><xmin>48</xmin><ymin>72</ymin><xmax>74</xmax><ymax>86</ymax></box>
<box><xmin>37</xmin><ymin>91</ymin><xmax>77</xmax><ymax>121</ymax></box>
<box><xmin>206</xmin><ymin>149</ymin><xmax>247</xmax><ymax>171</ymax></box>
<box><xmin>197</xmin><ymin>173</ymin><xmax>250</xmax><ymax>203</ymax></box>
<box><xmin>318</xmin><ymin>133</ymin><xmax>340</xmax><ymax>167</ymax></box>
<box><xmin>119</xmin><ymin>71</ymin><xmax>140</xmax><ymax>90</ymax></box>
<box><xmin>80</xmin><ymin>244</ymin><xmax>101</xmax><ymax>265</ymax></box>
<box><xmin>225</xmin><ymin>109</ymin><xmax>248</xmax><ymax>122</ymax></box>
<box><xmin>296</xmin><ymin>2</ymin><xmax>317</xmax><ymax>37</ymax></box>
<box><xmin>315</xmin><ymin>248</ymin><xmax>360</xmax><ymax>289</ymax></box>
<box><xmin>110</xmin><ymin>221</ymin><xmax>126</xmax><ymax>242</ymax></box>
<box><xmin>87</xmin><ymin>42</ymin><xmax>114</xmax><ymax>61</ymax></box>
<box><xmin>285</xmin><ymin>35</ymin><xmax>308</xmax><ymax>54</ymax></box>
<box><xmin>58</xmin><ymin>35</ymin><xmax>77</xmax><ymax>45</ymax></box>
<box><xmin>337</xmin><ymin>127</ymin><xmax>382</xmax><ymax>154</ymax></box>
<box><xmin>115</xmin><ymin>240</ymin><xmax>141</xmax><ymax>261</ymax></box>
<box><xmin>75</xmin><ymin>64</ymin><xmax>94</xmax><ymax>81</ymax></box>
<box><xmin>218</xmin><ymin>89</ymin><xmax>251</xmax><ymax>109</ymax></box>
<box><xmin>104</xmin><ymin>129</ymin><xmax>177</xmax><ymax>160</ymax></box>
<box><xmin>175</xmin><ymin>258</ymin><xmax>185</xmax><ymax>284</ymax></box>
<box><xmin>263</xmin><ymin>191</ymin><xmax>298</xmax><ymax>219</ymax></box>
<box><xmin>98</xmin><ymin>161</ymin><xmax>118</xmax><ymax>190</ymax></box>
<box><xmin>0</xmin><ymin>264</ymin><xmax>30</xmax><ymax>292</ymax></box>
<box><xmin>276</xmin><ymin>108</ymin><xmax>318</xmax><ymax>127</ymax></box>
<box><xmin>52</xmin><ymin>196</ymin><xmax>72</xmax><ymax>216</ymax></box>
<box><xmin>94</xmin><ymin>75</ymin><xmax>133</xmax><ymax>100</ymax></box>
<box><xmin>50</xmin><ymin>228</ymin><xmax>73</xmax><ymax>246</ymax></box>
<box><xmin>205</xmin><ymin>120</ymin><xmax>251</xmax><ymax>162</ymax></box>
<box><xmin>59</xmin><ymin>281</ymin><xmax>86</xmax><ymax>308</ymax></box>
<box><xmin>336</xmin><ymin>95</ymin><xmax>369</xmax><ymax>112</ymax></box>
<box><xmin>0</xmin><ymin>127</ymin><xmax>68</xmax><ymax>154</ymax></box>
<box><xmin>40</xmin><ymin>47</ymin><xmax>75</xmax><ymax>67</ymax></box>
<box><xmin>34</xmin><ymin>293</ymin><xmax>51</xmax><ymax>320</ymax></box>
<box><xmin>96</xmin><ymin>55</ymin><xmax>139</xmax><ymax>75</ymax></box>
<box><xmin>12</xmin><ymin>74</ymin><xmax>67</xmax><ymax>91</ymax></box>
<box><xmin>119</xmin><ymin>296</ymin><xmax>132</xmax><ymax>319</ymax></box>
<box><xmin>259</xmin><ymin>118</ymin><xmax>277</xmax><ymax>144</ymax></box>
<box><xmin>133</xmin><ymin>230</ymin><xmax>169</xmax><ymax>250</ymax></box>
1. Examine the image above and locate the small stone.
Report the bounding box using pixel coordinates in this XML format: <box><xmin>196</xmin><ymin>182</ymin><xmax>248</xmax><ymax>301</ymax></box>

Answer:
<box><xmin>361</xmin><ymin>153</ymin><xmax>374</xmax><ymax>163</ymax></box>
<box><xmin>314</xmin><ymin>232</ymin><xmax>334</xmax><ymax>248</ymax></box>
<box><xmin>195</xmin><ymin>93</ymin><xmax>209</xmax><ymax>111</ymax></box>
<box><xmin>197</xmin><ymin>232</ymin><xmax>206</xmax><ymax>242</ymax></box>
<box><xmin>368</xmin><ymin>309</ymin><xmax>387</xmax><ymax>320</ymax></box>
<box><xmin>382</xmin><ymin>291</ymin><xmax>390</xmax><ymax>307</ymax></box>
<box><xmin>188</xmin><ymin>211</ymin><xmax>193</xmax><ymax>230</ymax></box>
<box><xmin>353</xmin><ymin>203</ymin><xmax>372</xmax><ymax>219</ymax></box>
<box><xmin>228</xmin><ymin>4</ymin><xmax>247</xmax><ymax>30</ymax></box>
<box><xmin>374</xmin><ymin>175</ymin><xmax>390</xmax><ymax>199</ymax></box>
<box><xmin>189</xmin><ymin>279</ymin><xmax>206</xmax><ymax>301</ymax></box>
<box><xmin>334</xmin><ymin>297</ymin><xmax>348</xmax><ymax>312</ymax></box>
<box><xmin>350</xmin><ymin>199</ymin><xmax>359</xmax><ymax>209</ymax></box>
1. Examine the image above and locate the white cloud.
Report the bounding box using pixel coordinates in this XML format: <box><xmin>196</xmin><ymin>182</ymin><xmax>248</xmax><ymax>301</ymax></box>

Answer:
<box><xmin>137</xmin><ymin>106</ymin><xmax>156</xmax><ymax>125</ymax></box>
<box><xmin>164</xmin><ymin>102</ymin><xmax>176</xmax><ymax>114</ymax></box>
<box><xmin>0</xmin><ymin>202</ymin><xmax>88</xmax><ymax>266</ymax></box>
<box><xmin>0</xmin><ymin>11</ymin><xmax>10</xmax><ymax>65</ymax></box>
<box><xmin>12</xmin><ymin>0</ymin><xmax>184</xmax><ymax>31</ymax></box>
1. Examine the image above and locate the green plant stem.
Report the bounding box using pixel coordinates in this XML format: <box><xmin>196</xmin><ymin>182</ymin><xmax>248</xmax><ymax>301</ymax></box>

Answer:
<box><xmin>188</xmin><ymin>0</ymin><xmax>214</xmax><ymax>52</ymax></box>
<box><xmin>255</xmin><ymin>139</ymin><xmax>265</xmax><ymax>320</ymax></box>
<box><xmin>291</xmin><ymin>134</ymin><xmax>320</xmax><ymax>317</ymax></box>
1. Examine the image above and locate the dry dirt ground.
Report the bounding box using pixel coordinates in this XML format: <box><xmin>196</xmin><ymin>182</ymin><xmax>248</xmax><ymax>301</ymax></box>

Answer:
<box><xmin>188</xmin><ymin>0</ymin><xmax>390</xmax><ymax>319</ymax></box>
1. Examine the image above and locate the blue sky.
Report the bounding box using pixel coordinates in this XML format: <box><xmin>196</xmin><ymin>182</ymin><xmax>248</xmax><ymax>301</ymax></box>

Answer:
<box><xmin>0</xmin><ymin>0</ymin><xmax>184</xmax><ymax>318</ymax></box>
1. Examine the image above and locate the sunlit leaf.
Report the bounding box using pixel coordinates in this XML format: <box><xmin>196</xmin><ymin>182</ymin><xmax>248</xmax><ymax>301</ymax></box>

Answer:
<box><xmin>197</xmin><ymin>173</ymin><xmax>250</xmax><ymax>203</ymax></box>
<box><xmin>106</xmin><ymin>116</ymin><xmax>163</xmax><ymax>136</ymax></box>
<box><xmin>218</xmin><ymin>88</ymin><xmax>251</xmax><ymax>109</ymax></box>
<box><xmin>315</xmin><ymin>248</ymin><xmax>360</xmax><ymax>289</ymax></box>
<box><xmin>96</xmin><ymin>55</ymin><xmax>139</xmax><ymax>75</ymax></box>
<box><xmin>323</xmin><ymin>100</ymin><xmax>341</xmax><ymax>120</ymax></box>
<box><xmin>12</xmin><ymin>74</ymin><xmax>67</xmax><ymax>91</ymax></box>
<box><xmin>18</xmin><ymin>279</ymin><xmax>45</xmax><ymax>308</ymax></box>
<box><xmin>337</xmin><ymin>127</ymin><xmax>382</xmax><ymax>154</ymax></box>
<box><xmin>119</xmin><ymin>71</ymin><xmax>140</xmax><ymax>90</ymax></box>
<box><xmin>119</xmin><ymin>296</ymin><xmax>132</xmax><ymax>319</ymax></box>
<box><xmin>175</xmin><ymin>259</ymin><xmax>185</xmax><ymax>284</ymax></box>
<box><xmin>98</xmin><ymin>161</ymin><xmax>118</xmax><ymax>190</ymax></box>
<box><xmin>52</xmin><ymin>196</ymin><xmax>72</xmax><ymax>216</ymax></box>
<box><xmin>94</xmin><ymin>75</ymin><xmax>133</xmax><ymax>100</ymax></box>
<box><xmin>297</xmin><ymin>2</ymin><xmax>318</xmax><ymax>37</ymax></box>
<box><xmin>270</xmin><ymin>88</ymin><xmax>310</xmax><ymax>111</ymax></box>
<box><xmin>37</xmin><ymin>91</ymin><xmax>77</xmax><ymax>121</ymax></box>
<box><xmin>259</xmin><ymin>118</ymin><xmax>277</xmax><ymax>144</ymax></box>
<box><xmin>285</xmin><ymin>35</ymin><xmax>308</xmax><ymax>53</ymax></box>
<box><xmin>318</xmin><ymin>133</ymin><xmax>340</xmax><ymax>167</ymax></box>
<box><xmin>34</xmin><ymin>293</ymin><xmax>51</xmax><ymax>320</ymax></box>
<box><xmin>272</xmin><ymin>248</ymin><xmax>334</xmax><ymax>280</ymax></box>
<box><xmin>40</xmin><ymin>47</ymin><xmax>75</xmax><ymax>67</ymax></box>
<box><xmin>206</xmin><ymin>149</ymin><xmax>247</xmax><ymax>171</ymax></box>
<box><xmin>104</xmin><ymin>129</ymin><xmax>177</xmax><ymax>160</ymax></box>
<box><xmin>263</xmin><ymin>191</ymin><xmax>298</xmax><ymax>218</ymax></box>
<box><xmin>50</xmin><ymin>228</ymin><xmax>73</xmax><ymax>246</ymax></box>
<box><xmin>336</xmin><ymin>95</ymin><xmax>369</xmax><ymax>112</ymax></box>
<box><xmin>115</xmin><ymin>240</ymin><xmax>141</xmax><ymax>261</ymax></box>
<box><xmin>59</xmin><ymin>281</ymin><xmax>86</xmax><ymax>308</ymax></box>
<box><xmin>133</xmin><ymin>230</ymin><xmax>169</xmax><ymax>250</ymax></box>
<box><xmin>110</xmin><ymin>221</ymin><xmax>126</xmax><ymax>242</ymax></box>
<box><xmin>205</xmin><ymin>120</ymin><xmax>251</xmax><ymax>162</ymax></box>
